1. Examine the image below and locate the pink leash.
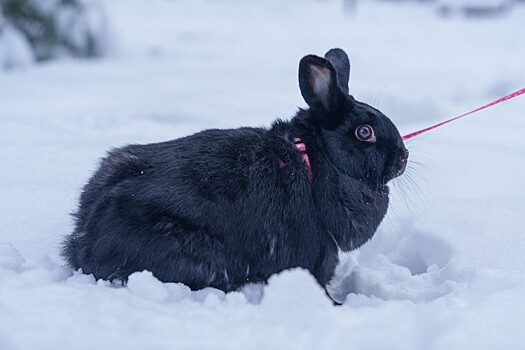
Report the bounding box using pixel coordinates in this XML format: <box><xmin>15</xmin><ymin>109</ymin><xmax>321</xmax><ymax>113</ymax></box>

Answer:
<box><xmin>403</xmin><ymin>88</ymin><xmax>525</xmax><ymax>141</ymax></box>
<box><xmin>282</xmin><ymin>88</ymin><xmax>524</xmax><ymax>180</ymax></box>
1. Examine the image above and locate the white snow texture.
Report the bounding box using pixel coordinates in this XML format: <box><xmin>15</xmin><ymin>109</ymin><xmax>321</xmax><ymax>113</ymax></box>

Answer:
<box><xmin>1</xmin><ymin>1</ymin><xmax>525</xmax><ymax>349</ymax></box>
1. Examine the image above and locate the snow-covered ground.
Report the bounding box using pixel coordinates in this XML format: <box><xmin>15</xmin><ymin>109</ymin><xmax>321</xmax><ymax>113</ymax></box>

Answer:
<box><xmin>1</xmin><ymin>1</ymin><xmax>525</xmax><ymax>349</ymax></box>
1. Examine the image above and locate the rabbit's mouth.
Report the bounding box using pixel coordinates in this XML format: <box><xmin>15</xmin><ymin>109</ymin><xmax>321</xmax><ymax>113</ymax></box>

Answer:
<box><xmin>381</xmin><ymin>156</ymin><xmax>408</xmax><ymax>189</ymax></box>
<box><xmin>394</xmin><ymin>163</ymin><xmax>407</xmax><ymax>178</ymax></box>
<box><xmin>385</xmin><ymin>149</ymin><xmax>409</xmax><ymax>182</ymax></box>
<box><xmin>388</xmin><ymin>162</ymin><xmax>407</xmax><ymax>181</ymax></box>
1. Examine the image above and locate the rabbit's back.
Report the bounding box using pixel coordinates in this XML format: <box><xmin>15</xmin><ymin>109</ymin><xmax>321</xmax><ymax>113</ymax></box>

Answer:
<box><xmin>62</xmin><ymin>126</ymin><xmax>327</xmax><ymax>290</ymax></box>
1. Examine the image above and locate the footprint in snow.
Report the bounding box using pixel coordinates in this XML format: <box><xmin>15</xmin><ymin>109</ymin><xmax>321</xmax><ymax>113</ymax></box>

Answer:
<box><xmin>328</xmin><ymin>219</ymin><xmax>466</xmax><ymax>304</ymax></box>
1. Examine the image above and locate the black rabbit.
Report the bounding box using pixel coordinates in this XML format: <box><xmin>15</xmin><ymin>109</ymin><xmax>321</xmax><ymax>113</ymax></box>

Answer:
<box><xmin>62</xmin><ymin>48</ymin><xmax>408</xmax><ymax>301</ymax></box>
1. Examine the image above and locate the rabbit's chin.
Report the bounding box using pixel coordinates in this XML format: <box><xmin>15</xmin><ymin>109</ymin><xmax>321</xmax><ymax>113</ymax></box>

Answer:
<box><xmin>379</xmin><ymin>185</ymin><xmax>390</xmax><ymax>195</ymax></box>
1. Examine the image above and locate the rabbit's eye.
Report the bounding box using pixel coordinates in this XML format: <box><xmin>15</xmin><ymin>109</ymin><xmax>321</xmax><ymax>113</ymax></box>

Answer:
<box><xmin>355</xmin><ymin>125</ymin><xmax>376</xmax><ymax>142</ymax></box>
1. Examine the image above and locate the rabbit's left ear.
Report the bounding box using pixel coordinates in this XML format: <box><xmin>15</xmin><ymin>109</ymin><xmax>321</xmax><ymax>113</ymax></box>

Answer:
<box><xmin>299</xmin><ymin>54</ymin><xmax>345</xmax><ymax>115</ymax></box>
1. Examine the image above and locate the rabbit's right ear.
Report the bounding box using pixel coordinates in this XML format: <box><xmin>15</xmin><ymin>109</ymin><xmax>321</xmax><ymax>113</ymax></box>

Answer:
<box><xmin>324</xmin><ymin>48</ymin><xmax>350</xmax><ymax>94</ymax></box>
<box><xmin>299</xmin><ymin>55</ymin><xmax>345</xmax><ymax>115</ymax></box>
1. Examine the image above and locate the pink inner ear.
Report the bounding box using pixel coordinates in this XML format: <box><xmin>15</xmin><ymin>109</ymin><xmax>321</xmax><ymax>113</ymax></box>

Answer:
<box><xmin>309</xmin><ymin>65</ymin><xmax>331</xmax><ymax>98</ymax></box>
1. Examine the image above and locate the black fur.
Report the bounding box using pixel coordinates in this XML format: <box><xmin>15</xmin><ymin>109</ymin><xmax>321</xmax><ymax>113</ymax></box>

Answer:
<box><xmin>62</xmin><ymin>49</ymin><xmax>408</xmax><ymax>298</ymax></box>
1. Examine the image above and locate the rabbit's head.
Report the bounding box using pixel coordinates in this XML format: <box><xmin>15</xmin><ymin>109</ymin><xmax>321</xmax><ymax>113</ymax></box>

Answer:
<box><xmin>298</xmin><ymin>48</ymin><xmax>408</xmax><ymax>192</ymax></box>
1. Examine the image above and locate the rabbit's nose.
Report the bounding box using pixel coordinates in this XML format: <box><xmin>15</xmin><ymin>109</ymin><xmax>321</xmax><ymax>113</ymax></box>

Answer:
<box><xmin>400</xmin><ymin>150</ymin><xmax>409</xmax><ymax>162</ymax></box>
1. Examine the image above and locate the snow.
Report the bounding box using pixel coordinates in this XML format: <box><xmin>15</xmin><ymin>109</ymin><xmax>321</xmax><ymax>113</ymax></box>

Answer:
<box><xmin>1</xmin><ymin>0</ymin><xmax>525</xmax><ymax>349</ymax></box>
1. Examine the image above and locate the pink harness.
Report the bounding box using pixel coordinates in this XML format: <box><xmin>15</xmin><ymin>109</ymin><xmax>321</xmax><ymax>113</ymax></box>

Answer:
<box><xmin>278</xmin><ymin>137</ymin><xmax>312</xmax><ymax>180</ymax></box>
<box><xmin>293</xmin><ymin>137</ymin><xmax>312</xmax><ymax>180</ymax></box>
